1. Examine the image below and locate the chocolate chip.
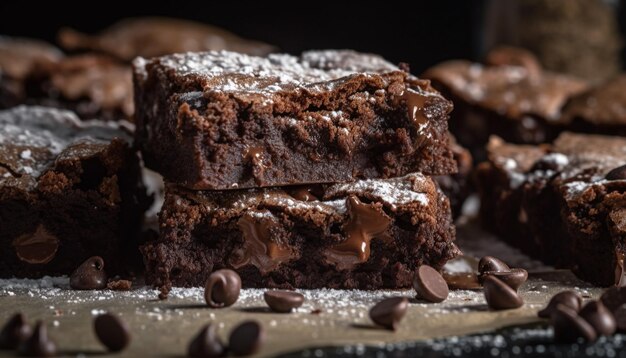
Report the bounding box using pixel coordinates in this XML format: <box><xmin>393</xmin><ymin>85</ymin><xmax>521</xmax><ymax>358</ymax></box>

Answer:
<box><xmin>187</xmin><ymin>324</ymin><xmax>225</xmax><ymax>358</ymax></box>
<box><xmin>483</xmin><ymin>275</ymin><xmax>524</xmax><ymax>310</ymax></box>
<box><xmin>413</xmin><ymin>265</ymin><xmax>449</xmax><ymax>303</ymax></box>
<box><xmin>601</xmin><ymin>286</ymin><xmax>626</xmax><ymax>312</ymax></box>
<box><xmin>17</xmin><ymin>321</ymin><xmax>56</xmax><ymax>357</ymax></box>
<box><xmin>481</xmin><ymin>268</ymin><xmax>528</xmax><ymax>291</ymax></box>
<box><xmin>12</xmin><ymin>225</ymin><xmax>59</xmax><ymax>264</ymax></box>
<box><xmin>606</xmin><ymin>165</ymin><xmax>626</xmax><ymax>181</ymax></box>
<box><xmin>94</xmin><ymin>313</ymin><xmax>131</xmax><ymax>352</ymax></box>
<box><xmin>369</xmin><ymin>297</ymin><xmax>409</xmax><ymax>331</ymax></box>
<box><xmin>478</xmin><ymin>256</ymin><xmax>510</xmax><ymax>274</ymax></box>
<box><xmin>538</xmin><ymin>290</ymin><xmax>582</xmax><ymax>318</ymax></box>
<box><xmin>578</xmin><ymin>301</ymin><xmax>616</xmax><ymax>336</ymax></box>
<box><xmin>0</xmin><ymin>313</ymin><xmax>31</xmax><ymax>349</ymax></box>
<box><xmin>70</xmin><ymin>256</ymin><xmax>107</xmax><ymax>290</ymax></box>
<box><xmin>614</xmin><ymin>306</ymin><xmax>626</xmax><ymax>332</ymax></box>
<box><xmin>552</xmin><ymin>304</ymin><xmax>597</xmax><ymax>343</ymax></box>
<box><xmin>264</xmin><ymin>291</ymin><xmax>304</xmax><ymax>313</ymax></box>
<box><xmin>228</xmin><ymin>320</ymin><xmax>264</xmax><ymax>356</ymax></box>
<box><xmin>204</xmin><ymin>269</ymin><xmax>241</xmax><ymax>308</ymax></box>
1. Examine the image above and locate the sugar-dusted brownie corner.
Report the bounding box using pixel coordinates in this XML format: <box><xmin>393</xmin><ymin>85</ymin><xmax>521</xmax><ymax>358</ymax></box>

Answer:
<box><xmin>423</xmin><ymin>48</ymin><xmax>587</xmax><ymax>160</ymax></box>
<box><xmin>141</xmin><ymin>173</ymin><xmax>459</xmax><ymax>295</ymax></box>
<box><xmin>134</xmin><ymin>50</ymin><xmax>457</xmax><ymax>190</ymax></box>
<box><xmin>476</xmin><ymin>132</ymin><xmax>626</xmax><ymax>286</ymax></box>
<box><xmin>0</xmin><ymin>106</ymin><xmax>151</xmax><ymax>278</ymax></box>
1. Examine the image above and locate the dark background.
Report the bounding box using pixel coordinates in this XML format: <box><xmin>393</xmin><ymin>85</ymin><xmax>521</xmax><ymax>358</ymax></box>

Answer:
<box><xmin>0</xmin><ymin>1</ymin><xmax>484</xmax><ymax>74</ymax></box>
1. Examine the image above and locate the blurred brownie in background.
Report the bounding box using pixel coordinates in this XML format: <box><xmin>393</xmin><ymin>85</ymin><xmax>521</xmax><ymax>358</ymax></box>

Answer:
<box><xmin>58</xmin><ymin>17</ymin><xmax>276</xmax><ymax>62</ymax></box>
<box><xmin>423</xmin><ymin>47</ymin><xmax>588</xmax><ymax>160</ymax></box>
<box><xmin>434</xmin><ymin>136</ymin><xmax>472</xmax><ymax>218</ymax></box>
<box><xmin>561</xmin><ymin>75</ymin><xmax>626</xmax><ymax>137</ymax></box>
<box><xmin>476</xmin><ymin>132</ymin><xmax>626</xmax><ymax>287</ymax></box>
<box><xmin>0</xmin><ymin>37</ymin><xmax>63</xmax><ymax>109</ymax></box>
<box><xmin>0</xmin><ymin>106</ymin><xmax>150</xmax><ymax>278</ymax></box>
<box><xmin>25</xmin><ymin>54</ymin><xmax>134</xmax><ymax>121</ymax></box>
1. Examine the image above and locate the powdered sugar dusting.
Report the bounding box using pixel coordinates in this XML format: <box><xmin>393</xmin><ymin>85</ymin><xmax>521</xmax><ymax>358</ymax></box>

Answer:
<box><xmin>139</xmin><ymin>50</ymin><xmax>401</xmax><ymax>95</ymax></box>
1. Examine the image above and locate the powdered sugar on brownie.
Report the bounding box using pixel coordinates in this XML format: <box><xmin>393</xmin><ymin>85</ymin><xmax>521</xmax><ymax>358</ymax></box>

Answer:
<box><xmin>146</xmin><ymin>50</ymin><xmax>401</xmax><ymax>95</ymax></box>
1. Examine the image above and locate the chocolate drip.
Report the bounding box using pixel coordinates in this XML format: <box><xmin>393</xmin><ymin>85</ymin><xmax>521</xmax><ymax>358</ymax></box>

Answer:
<box><xmin>232</xmin><ymin>211</ymin><xmax>294</xmax><ymax>274</ymax></box>
<box><xmin>244</xmin><ymin>146</ymin><xmax>267</xmax><ymax>186</ymax></box>
<box><xmin>288</xmin><ymin>186</ymin><xmax>319</xmax><ymax>201</ymax></box>
<box><xmin>12</xmin><ymin>225</ymin><xmax>59</xmax><ymax>264</ymax></box>
<box><xmin>325</xmin><ymin>196</ymin><xmax>391</xmax><ymax>270</ymax></box>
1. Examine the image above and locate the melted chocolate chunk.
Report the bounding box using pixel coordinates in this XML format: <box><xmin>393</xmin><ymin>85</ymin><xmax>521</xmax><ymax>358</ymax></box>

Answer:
<box><xmin>232</xmin><ymin>212</ymin><xmax>295</xmax><ymax>274</ymax></box>
<box><xmin>325</xmin><ymin>196</ymin><xmax>391</xmax><ymax>270</ymax></box>
<box><xmin>12</xmin><ymin>225</ymin><xmax>59</xmax><ymax>265</ymax></box>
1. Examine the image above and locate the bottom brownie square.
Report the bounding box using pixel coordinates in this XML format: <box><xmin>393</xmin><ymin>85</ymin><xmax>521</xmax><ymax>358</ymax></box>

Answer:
<box><xmin>476</xmin><ymin>132</ymin><xmax>626</xmax><ymax>286</ymax></box>
<box><xmin>142</xmin><ymin>173</ymin><xmax>459</xmax><ymax>295</ymax></box>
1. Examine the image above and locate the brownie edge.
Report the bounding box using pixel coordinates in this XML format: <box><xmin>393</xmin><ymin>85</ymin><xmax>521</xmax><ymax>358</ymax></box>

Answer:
<box><xmin>142</xmin><ymin>173</ymin><xmax>459</xmax><ymax>295</ymax></box>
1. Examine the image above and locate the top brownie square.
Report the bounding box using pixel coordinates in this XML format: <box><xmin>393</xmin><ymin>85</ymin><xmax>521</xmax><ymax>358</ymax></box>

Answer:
<box><xmin>134</xmin><ymin>50</ymin><xmax>456</xmax><ymax>190</ymax></box>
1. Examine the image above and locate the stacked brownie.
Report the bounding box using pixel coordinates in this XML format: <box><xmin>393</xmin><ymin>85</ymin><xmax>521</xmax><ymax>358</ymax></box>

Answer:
<box><xmin>134</xmin><ymin>50</ymin><xmax>461</xmax><ymax>294</ymax></box>
<box><xmin>476</xmin><ymin>132</ymin><xmax>626</xmax><ymax>287</ymax></box>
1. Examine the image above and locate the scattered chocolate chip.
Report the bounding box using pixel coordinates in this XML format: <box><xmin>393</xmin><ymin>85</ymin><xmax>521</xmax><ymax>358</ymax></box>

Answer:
<box><xmin>614</xmin><ymin>306</ymin><xmax>626</xmax><ymax>332</ymax></box>
<box><xmin>579</xmin><ymin>301</ymin><xmax>616</xmax><ymax>336</ymax></box>
<box><xmin>442</xmin><ymin>272</ymin><xmax>482</xmax><ymax>290</ymax></box>
<box><xmin>606</xmin><ymin>165</ymin><xmax>626</xmax><ymax>181</ymax></box>
<box><xmin>552</xmin><ymin>304</ymin><xmax>597</xmax><ymax>343</ymax></box>
<box><xmin>94</xmin><ymin>313</ymin><xmax>131</xmax><ymax>352</ymax></box>
<box><xmin>538</xmin><ymin>290</ymin><xmax>582</xmax><ymax>318</ymax></box>
<box><xmin>413</xmin><ymin>265</ymin><xmax>449</xmax><ymax>303</ymax></box>
<box><xmin>0</xmin><ymin>313</ymin><xmax>31</xmax><ymax>349</ymax></box>
<box><xmin>106</xmin><ymin>279</ymin><xmax>132</xmax><ymax>291</ymax></box>
<box><xmin>478</xmin><ymin>256</ymin><xmax>510</xmax><ymax>274</ymax></box>
<box><xmin>263</xmin><ymin>291</ymin><xmax>304</xmax><ymax>313</ymax></box>
<box><xmin>17</xmin><ymin>321</ymin><xmax>56</xmax><ymax>357</ymax></box>
<box><xmin>482</xmin><ymin>268</ymin><xmax>528</xmax><ymax>291</ymax></box>
<box><xmin>601</xmin><ymin>286</ymin><xmax>626</xmax><ymax>312</ymax></box>
<box><xmin>483</xmin><ymin>275</ymin><xmax>523</xmax><ymax>310</ymax></box>
<box><xmin>70</xmin><ymin>256</ymin><xmax>107</xmax><ymax>290</ymax></box>
<box><xmin>228</xmin><ymin>320</ymin><xmax>264</xmax><ymax>356</ymax></box>
<box><xmin>369</xmin><ymin>297</ymin><xmax>409</xmax><ymax>331</ymax></box>
<box><xmin>310</xmin><ymin>309</ymin><xmax>322</xmax><ymax>315</ymax></box>
<box><xmin>187</xmin><ymin>324</ymin><xmax>225</xmax><ymax>358</ymax></box>
<box><xmin>204</xmin><ymin>269</ymin><xmax>241</xmax><ymax>308</ymax></box>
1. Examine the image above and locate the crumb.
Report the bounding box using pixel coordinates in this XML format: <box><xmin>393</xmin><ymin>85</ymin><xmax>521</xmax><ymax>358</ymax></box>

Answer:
<box><xmin>107</xmin><ymin>279</ymin><xmax>132</xmax><ymax>291</ymax></box>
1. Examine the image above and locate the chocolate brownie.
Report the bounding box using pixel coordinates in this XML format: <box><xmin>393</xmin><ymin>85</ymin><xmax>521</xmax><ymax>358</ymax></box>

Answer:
<box><xmin>561</xmin><ymin>75</ymin><xmax>626</xmax><ymax>136</ymax></box>
<box><xmin>423</xmin><ymin>54</ymin><xmax>587</xmax><ymax>160</ymax></box>
<box><xmin>0</xmin><ymin>106</ymin><xmax>150</xmax><ymax>278</ymax></box>
<box><xmin>134</xmin><ymin>50</ymin><xmax>457</xmax><ymax>190</ymax></box>
<box><xmin>434</xmin><ymin>136</ymin><xmax>472</xmax><ymax>218</ymax></box>
<box><xmin>141</xmin><ymin>173</ymin><xmax>459</xmax><ymax>295</ymax></box>
<box><xmin>23</xmin><ymin>54</ymin><xmax>134</xmax><ymax>121</ymax></box>
<box><xmin>476</xmin><ymin>132</ymin><xmax>626</xmax><ymax>286</ymax></box>
<box><xmin>0</xmin><ymin>37</ymin><xmax>63</xmax><ymax>109</ymax></box>
<box><xmin>58</xmin><ymin>17</ymin><xmax>275</xmax><ymax>62</ymax></box>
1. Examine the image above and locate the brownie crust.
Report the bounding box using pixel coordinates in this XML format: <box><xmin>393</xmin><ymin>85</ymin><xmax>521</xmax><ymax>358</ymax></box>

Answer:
<box><xmin>134</xmin><ymin>50</ymin><xmax>457</xmax><ymax>190</ymax></box>
<box><xmin>141</xmin><ymin>173</ymin><xmax>459</xmax><ymax>295</ymax></box>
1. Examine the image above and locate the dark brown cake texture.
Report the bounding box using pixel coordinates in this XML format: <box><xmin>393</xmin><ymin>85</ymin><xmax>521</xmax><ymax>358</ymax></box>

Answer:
<box><xmin>58</xmin><ymin>17</ymin><xmax>275</xmax><ymax>62</ymax></box>
<box><xmin>434</xmin><ymin>136</ymin><xmax>472</xmax><ymax>218</ymax></box>
<box><xmin>142</xmin><ymin>173</ymin><xmax>459</xmax><ymax>296</ymax></box>
<box><xmin>134</xmin><ymin>50</ymin><xmax>457</xmax><ymax>190</ymax></box>
<box><xmin>476</xmin><ymin>132</ymin><xmax>626</xmax><ymax>287</ymax></box>
<box><xmin>0</xmin><ymin>106</ymin><xmax>150</xmax><ymax>278</ymax></box>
